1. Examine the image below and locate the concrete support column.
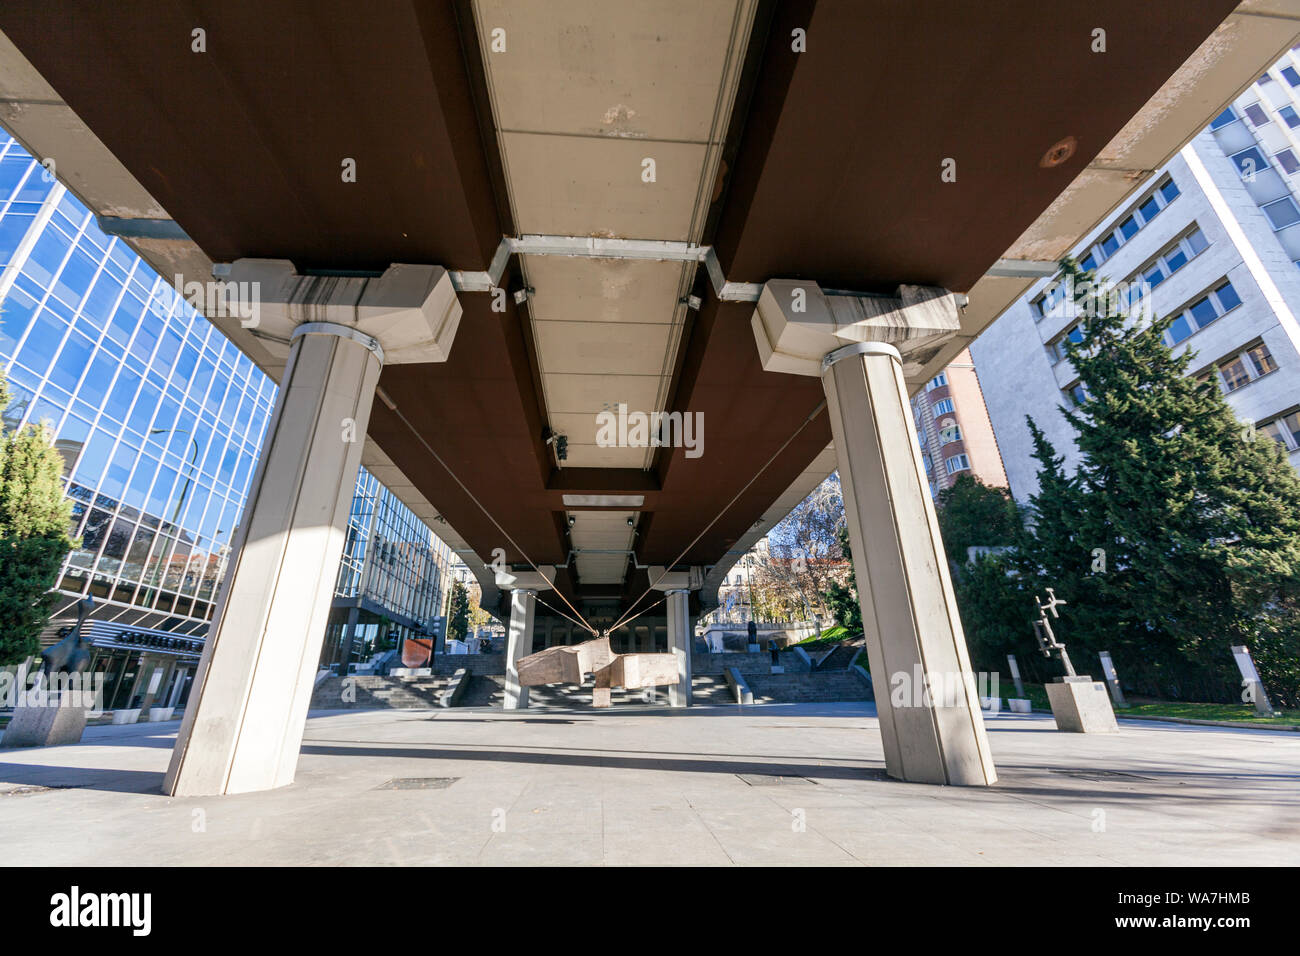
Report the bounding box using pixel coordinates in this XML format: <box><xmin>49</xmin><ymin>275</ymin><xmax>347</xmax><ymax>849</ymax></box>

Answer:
<box><xmin>500</xmin><ymin>566</ymin><xmax>557</xmax><ymax>711</ymax></box>
<box><xmin>164</xmin><ymin>259</ymin><xmax>461</xmax><ymax>797</ymax></box>
<box><xmin>504</xmin><ymin>589</ymin><xmax>537</xmax><ymax>710</ymax></box>
<box><xmin>752</xmin><ymin>279</ymin><xmax>995</xmax><ymax>786</ymax></box>
<box><xmin>164</xmin><ymin>328</ymin><xmax>382</xmax><ymax>796</ymax></box>
<box><xmin>664</xmin><ymin>589</ymin><xmax>691</xmax><ymax>708</ymax></box>
<box><xmin>822</xmin><ymin>342</ymin><xmax>996</xmax><ymax>785</ymax></box>
<box><xmin>650</xmin><ymin>566</ymin><xmax>701</xmax><ymax>708</ymax></box>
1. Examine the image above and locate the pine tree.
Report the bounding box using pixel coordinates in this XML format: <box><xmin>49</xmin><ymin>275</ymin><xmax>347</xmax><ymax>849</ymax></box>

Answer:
<box><xmin>824</xmin><ymin>524</ymin><xmax>862</xmax><ymax>632</ymax></box>
<box><xmin>952</xmin><ymin>255</ymin><xmax>1300</xmax><ymax>704</ymax></box>
<box><xmin>1053</xmin><ymin>255</ymin><xmax>1300</xmax><ymax>699</ymax></box>
<box><xmin>0</xmin><ymin>372</ymin><xmax>76</xmax><ymax>665</ymax></box>
<box><xmin>446</xmin><ymin>580</ymin><xmax>470</xmax><ymax>643</ymax></box>
<box><xmin>935</xmin><ymin>473</ymin><xmax>1021</xmax><ymax>561</ymax></box>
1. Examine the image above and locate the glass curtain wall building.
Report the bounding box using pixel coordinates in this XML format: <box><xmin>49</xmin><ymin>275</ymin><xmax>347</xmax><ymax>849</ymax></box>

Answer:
<box><xmin>323</xmin><ymin>467</ymin><xmax>453</xmax><ymax>672</ymax></box>
<box><xmin>0</xmin><ymin>130</ymin><xmax>452</xmax><ymax>710</ymax></box>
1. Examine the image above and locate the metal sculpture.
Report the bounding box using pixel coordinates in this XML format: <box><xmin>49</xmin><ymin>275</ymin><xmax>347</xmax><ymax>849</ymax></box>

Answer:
<box><xmin>40</xmin><ymin>595</ymin><xmax>95</xmax><ymax>679</ymax></box>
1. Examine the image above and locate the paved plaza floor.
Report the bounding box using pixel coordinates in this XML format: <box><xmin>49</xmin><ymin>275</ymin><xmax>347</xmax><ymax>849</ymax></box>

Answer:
<box><xmin>2</xmin><ymin>703</ymin><xmax>1297</xmax><ymax>866</ymax></box>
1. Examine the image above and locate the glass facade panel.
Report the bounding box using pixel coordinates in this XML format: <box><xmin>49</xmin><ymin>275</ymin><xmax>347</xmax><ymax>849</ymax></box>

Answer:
<box><xmin>0</xmin><ymin>130</ymin><xmax>452</xmax><ymax>663</ymax></box>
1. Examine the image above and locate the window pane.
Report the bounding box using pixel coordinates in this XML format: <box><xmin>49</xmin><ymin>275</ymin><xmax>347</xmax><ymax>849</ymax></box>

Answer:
<box><xmin>1247</xmin><ymin>344</ymin><xmax>1277</xmax><ymax>377</ymax></box>
<box><xmin>1160</xmin><ymin>178</ymin><xmax>1180</xmax><ymax>202</ymax></box>
<box><xmin>1119</xmin><ymin>216</ymin><xmax>1139</xmax><ymax>239</ymax></box>
<box><xmin>1264</xmin><ymin>198</ymin><xmax>1300</xmax><ymax>229</ymax></box>
<box><xmin>1188</xmin><ymin>297</ymin><xmax>1218</xmax><ymax>328</ymax></box>
<box><xmin>1215</xmin><ymin>281</ymin><xmax>1242</xmax><ymax>312</ymax></box>
<box><xmin>1244</xmin><ymin>103</ymin><xmax>1270</xmax><ymax>127</ymax></box>
<box><xmin>1167</xmin><ymin>314</ymin><xmax>1194</xmax><ymax>345</ymax></box>
<box><xmin>1165</xmin><ymin>249</ymin><xmax>1188</xmax><ymax>273</ymax></box>
<box><xmin>1281</xmin><ymin>105</ymin><xmax>1300</xmax><ymax>129</ymax></box>
<box><xmin>1186</xmin><ymin>229</ymin><xmax>1208</xmax><ymax>255</ymax></box>
<box><xmin>1278</xmin><ymin>150</ymin><xmax>1300</xmax><ymax>175</ymax></box>
<box><xmin>1259</xmin><ymin>420</ymin><xmax>1289</xmax><ymax>447</ymax></box>
<box><xmin>1145</xmin><ymin>265</ymin><xmax>1166</xmax><ymax>288</ymax></box>
<box><xmin>1100</xmin><ymin>233</ymin><xmax>1120</xmax><ymax>258</ymax></box>
<box><xmin>1210</xmin><ymin>107</ymin><xmax>1237</xmax><ymax>129</ymax></box>
<box><xmin>1231</xmin><ymin>147</ymin><xmax>1268</xmax><ymax>180</ymax></box>
<box><xmin>1284</xmin><ymin>411</ymin><xmax>1300</xmax><ymax>444</ymax></box>
<box><xmin>1080</xmin><ymin>253</ymin><xmax>1097</xmax><ymax>272</ymax></box>
<box><xmin>1284</xmin><ymin>66</ymin><xmax>1300</xmax><ymax>87</ymax></box>
<box><xmin>1139</xmin><ymin>197</ymin><xmax>1160</xmax><ymax>222</ymax></box>
<box><xmin>1219</xmin><ymin>357</ymin><xmax>1250</xmax><ymax>391</ymax></box>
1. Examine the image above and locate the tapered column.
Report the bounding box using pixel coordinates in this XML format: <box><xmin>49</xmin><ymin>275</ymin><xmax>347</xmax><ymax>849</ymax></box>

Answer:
<box><xmin>650</xmin><ymin>567</ymin><xmax>701</xmax><ymax>708</ymax></box>
<box><xmin>664</xmin><ymin>590</ymin><xmax>691</xmax><ymax>707</ymax></box>
<box><xmin>504</xmin><ymin>589</ymin><xmax>537</xmax><ymax>710</ymax></box>
<box><xmin>500</xmin><ymin>567</ymin><xmax>556</xmax><ymax>710</ymax></box>
<box><xmin>165</xmin><ymin>328</ymin><xmax>381</xmax><ymax>796</ymax></box>
<box><xmin>823</xmin><ymin>342</ymin><xmax>995</xmax><ymax>785</ymax></box>
<box><xmin>164</xmin><ymin>259</ymin><xmax>461</xmax><ymax>796</ymax></box>
<box><xmin>752</xmin><ymin>279</ymin><xmax>995</xmax><ymax>786</ymax></box>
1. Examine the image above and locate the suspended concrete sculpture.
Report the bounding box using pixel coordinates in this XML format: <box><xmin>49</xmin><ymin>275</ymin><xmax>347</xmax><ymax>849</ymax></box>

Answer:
<box><xmin>515</xmin><ymin>635</ymin><xmax>679</xmax><ymax>708</ymax></box>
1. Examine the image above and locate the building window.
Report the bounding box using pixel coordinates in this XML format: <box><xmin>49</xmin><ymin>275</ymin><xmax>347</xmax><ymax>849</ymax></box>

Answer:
<box><xmin>1138</xmin><ymin>227</ymin><xmax>1209</xmax><ymax>291</ymax></box>
<box><xmin>1280</xmin><ymin>105</ymin><xmax>1300</xmax><ymax>129</ymax></box>
<box><xmin>1210</xmin><ymin>107</ymin><xmax>1238</xmax><ymax>130</ymax></box>
<box><xmin>944</xmin><ymin>454</ymin><xmax>970</xmax><ymax>475</ymax></box>
<box><xmin>1243</xmin><ymin>102</ymin><xmax>1270</xmax><ymax>128</ymax></box>
<box><xmin>938</xmin><ymin>421</ymin><xmax>962</xmax><ymax>444</ymax></box>
<box><xmin>1219</xmin><ymin>355</ymin><xmax>1251</xmax><ymax>392</ymax></box>
<box><xmin>1048</xmin><ymin>324</ymin><xmax>1084</xmax><ymax>363</ymax></box>
<box><xmin>1064</xmin><ymin>382</ymin><xmax>1090</xmax><ymax>407</ymax></box>
<box><xmin>1246</xmin><ymin>342</ymin><xmax>1278</xmax><ymax>377</ymax></box>
<box><xmin>1283</xmin><ymin>65</ymin><xmax>1300</xmax><ymax>87</ymax></box>
<box><xmin>1069</xmin><ymin>176</ymin><xmax>1180</xmax><ymax>272</ymax></box>
<box><xmin>925</xmin><ymin>372</ymin><xmax>948</xmax><ymax>391</ymax></box>
<box><xmin>932</xmin><ymin>398</ymin><xmax>954</xmax><ymax>416</ymax></box>
<box><xmin>1210</xmin><ymin>342</ymin><xmax>1278</xmax><ymax>394</ymax></box>
<box><xmin>1231</xmin><ymin>146</ymin><xmax>1269</xmax><ymax>181</ymax></box>
<box><xmin>1284</xmin><ymin>411</ymin><xmax>1300</xmax><ymax>446</ymax></box>
<box><xmin>1259</xmin><ymin>419</ymin><xmax>1291</xmax><ymax>448</ymax></box>
<box><xmin>1165</xmin><ymin>280</ymin><xmax>1242</xmax><ymax>346</ymax></box>
<box><xmin>1263</xmin><ymin>197</ymin><xmax>1300</xmax><ymax>229</ymax></box>
<box><xmin>1278</xmin><ymin>150</ymin><xmax>1300</xmax><ymax>176</ymax></box>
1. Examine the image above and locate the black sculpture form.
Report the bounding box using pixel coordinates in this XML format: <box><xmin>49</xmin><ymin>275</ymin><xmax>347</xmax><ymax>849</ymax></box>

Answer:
<box><xmin>40</xmin><ymin>595</ymin><xmax>94</xmax><ymax>679</ymax></box>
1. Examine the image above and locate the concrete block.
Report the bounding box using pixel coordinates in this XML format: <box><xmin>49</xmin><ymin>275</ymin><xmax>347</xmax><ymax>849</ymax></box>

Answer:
<box><xmin>1046</xmin><ymin>678</ymin><xmax>1118</xmax><ymax>733</ymax></box>
<box><xmin>1008</xmin><ymin>698</ymin><xmax>1032</xmax><ymax>714</ymax></box>
<box><xmin>112</xmin><ymin>708</ymin><xmax>141</xmax><ymax>726</ymax></box>
<box><xmin>2</xmin><ymin>697</ymin><xmax>90</xmax><ymax>747</ymax></box>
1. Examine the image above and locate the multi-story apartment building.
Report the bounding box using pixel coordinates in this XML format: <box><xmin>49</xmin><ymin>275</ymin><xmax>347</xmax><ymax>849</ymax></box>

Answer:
<box><xmin>0</xmin><ymin>130</ymin><xmax>452</xmax><ymax>710</ymax></box>
<box><xmin>910</xmin><ymin>348</ymin><xmax>1009</xmax><ymax>499</ymax></box>
<box><xmin>973</xmin><ymin>49</ymin><xmax>1300</xmax><ymax>500</ymax></box>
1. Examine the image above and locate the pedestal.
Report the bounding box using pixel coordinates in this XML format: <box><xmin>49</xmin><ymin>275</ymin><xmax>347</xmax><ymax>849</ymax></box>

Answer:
<box><xmin>1046</xmin><ymin>677</ymin><xmax>1119</xmax><ymax>733</ymax></box>
<box><xmin>2</xmin><ymin>694</ymin><xmax>91</xmax><ymax>747</ymax></box>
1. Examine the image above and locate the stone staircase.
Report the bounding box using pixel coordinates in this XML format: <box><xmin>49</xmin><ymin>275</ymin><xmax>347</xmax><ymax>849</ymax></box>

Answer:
<box><xmin>311</xmin><ymin>674</ymin><xmax>453</xmax><ymax>710</ymax></box>
<box><xmin>744</xmin><ymin>671</ymin><xmax>871</xmax><ymax>703</ymax></box>
<box><xmin>309</xmin><ymin>666</ymin><xmax>869</xmax><ymax>711</ymax></box>
<box><xmin>812</xmin><ymin>644</ymin><xmax>860</xmax><ymax>671</ymax></box>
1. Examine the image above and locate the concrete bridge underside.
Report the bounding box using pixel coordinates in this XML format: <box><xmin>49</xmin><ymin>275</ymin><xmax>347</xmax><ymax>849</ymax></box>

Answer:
<box><xmin>1</xmin><ymin>0</ymin><xmax>1295</xmax><ymax>794</ymax></box>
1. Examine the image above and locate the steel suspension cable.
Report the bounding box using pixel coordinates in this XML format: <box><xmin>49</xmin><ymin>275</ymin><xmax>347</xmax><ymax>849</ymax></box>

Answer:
<box><xmin>388</xmin><ymin>404</ymin><xmax>598</xmax><ymax>636</ymax></box>
<box><xmin>607</xmin><ymin>398</ymin><xmax>829</xmax><ymax>634</ymax></box>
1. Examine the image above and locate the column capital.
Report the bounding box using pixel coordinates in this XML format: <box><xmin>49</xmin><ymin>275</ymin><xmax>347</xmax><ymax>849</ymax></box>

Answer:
<box><xmin>751</xmin><ymin>279</ymin><xmax>961</xmax><ymax>377</ymax></box>
<box><xmin>495</xmin><ymin>566</ymin><xmax>556</xmax><ymax>591</ymax></box>
<box><xmin>648</xmin><ymin>566</ymin><xmax>704</xmax><ymax>592</ymax></box>
<box><xmin>224</xmin><ymin>259</ymin><xmax>461</xmax><ymax>365</ymax></box>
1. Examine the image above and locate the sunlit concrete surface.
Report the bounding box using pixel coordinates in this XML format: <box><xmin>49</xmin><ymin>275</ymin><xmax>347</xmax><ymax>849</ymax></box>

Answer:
<box><xmin>2</xmin><ymin>705</ymin><xmax>1297</xmax><ymax>866</ymax></box>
